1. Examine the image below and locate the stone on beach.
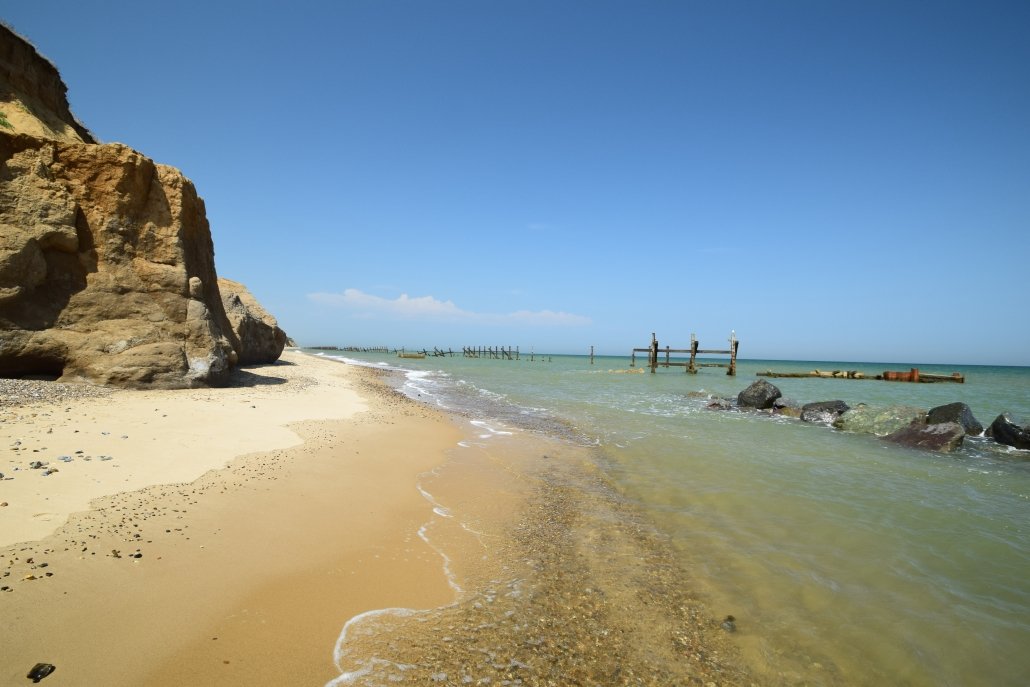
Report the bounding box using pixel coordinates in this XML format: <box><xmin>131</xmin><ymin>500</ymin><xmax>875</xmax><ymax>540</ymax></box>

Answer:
<box><xmin>736</xmin><ymin>380</ymin><xmax>782</xmax><ymax>409</ymax></box>
<box><xmin>927</xmin><ymin>402</ymin><xmax>983</xmax><ymax>436</ymax></box>
<box><xmin>986</xmin><ymin>414</ymin><xmax>1030</xmax><ymax>451</ymax></box>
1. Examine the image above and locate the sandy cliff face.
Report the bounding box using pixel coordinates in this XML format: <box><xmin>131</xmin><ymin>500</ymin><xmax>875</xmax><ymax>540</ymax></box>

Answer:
<box><xmin>0</xmin><ymin>133</ymin><xmax>238</xmax><ymax>387</ymax></box>
<box><xmin>0</xmin><ymin>24</ymin><xmax>94</xmax><ymax>143</ymax></box>
<box><xmin>0</xmin><ymin>25</ymin><xmax>283</xmax><ymax>388</ymax></box>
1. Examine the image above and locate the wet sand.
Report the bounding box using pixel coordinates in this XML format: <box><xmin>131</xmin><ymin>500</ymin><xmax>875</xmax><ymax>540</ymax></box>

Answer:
<box><xmin>1</xmin><ymin>352</ymin><xmax>464</xmax><ymax>685</ymax></box>
<box><xmin>1</xmin><ymin>351</ymin><xmax>753</xmax><ymax>686</ymax></box>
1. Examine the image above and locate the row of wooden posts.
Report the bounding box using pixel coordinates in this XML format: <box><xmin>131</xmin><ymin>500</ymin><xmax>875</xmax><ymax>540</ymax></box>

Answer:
<box><xmin>341</xmin><ymin>333</ymin><xmax>740</xmax><ymax>373</ymax></box>
<box><xmin>624</xmin><ymin>332</ymin><xmax>739</xmax><ymax>375</ymax></box>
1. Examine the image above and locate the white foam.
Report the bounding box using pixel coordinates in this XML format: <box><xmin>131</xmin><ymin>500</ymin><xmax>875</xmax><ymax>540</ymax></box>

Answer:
<box><xmin>418</xmin><ymin>521</ymin><xmax>462</xmax><ymax>594</ymax></box>
<box><xmin>327</xmin><ymin>607</ymin><xmax>419</xmax><ymax>685</ymax></box>
<box><xmin>469</xmin><ymin>419</ymin><xmax>514</xmax><ymax>438</ymax></box>
<box><xmin>417</xmin><ymin>483</ymin><xmax>453</xmax><ymax>518</ymax></box>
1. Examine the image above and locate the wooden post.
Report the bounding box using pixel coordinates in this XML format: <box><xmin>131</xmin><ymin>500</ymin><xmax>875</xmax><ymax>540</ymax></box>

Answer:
<box><xmin>590</xmin><ymin>345</ymin><xmax>594</xmax><ymax>365</ymax></box>
<box><xmin>728</xmin><ymin>331</ymin><xmax>738</xmax><ymax>376</ymax></box>
<box><xmin>650</xmin><ymin>333</ymin><xmax>658</xmax><ymax>374</ymax></box>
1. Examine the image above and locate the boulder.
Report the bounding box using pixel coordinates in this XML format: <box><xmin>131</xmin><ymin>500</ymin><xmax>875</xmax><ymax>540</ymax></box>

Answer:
<box><xmin>986</xmin><ymin>414</ymin><xmax>1030</xmax><ymax>450</ymax></box>
<box><xmin>737</xmin><ymin>379</ymin><xmax>782</xmax><ymax>409</ymax></box>
<box><xmin>801</xmin><ymin>400</ymin><xmax>850</xmax><ymax>424</ymax></box>
<box><xmin>218</xmin><ymin>278</ymin><xmax>287</xmax><ymax>364</ymax></box>
<box><xmin>832</xmin><ymin>405</ymin><xmax>927</xmax><ymax>436</ymax></box>
<box><xmin>926</xmin><ymin>402</ymin><xmax>983</xmax><ymax>436</ymax></box>
<box><xmin>883</xmin><ymin>421</ymin><xmax>965</xmax><ymax>452</ymax></box>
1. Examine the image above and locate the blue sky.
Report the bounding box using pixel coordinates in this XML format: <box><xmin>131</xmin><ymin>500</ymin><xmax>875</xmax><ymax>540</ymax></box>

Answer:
<box><xmin>5</xmin><ymin>1</ymin><xmax>1029</xmax><ymax>364</ymax></box>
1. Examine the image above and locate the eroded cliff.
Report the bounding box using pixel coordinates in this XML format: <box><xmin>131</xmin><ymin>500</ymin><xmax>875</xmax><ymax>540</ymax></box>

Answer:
<box><xmin>0</xmin><ymin>24</ymin><xmax>284</xmax><ymax>388</ymax></box>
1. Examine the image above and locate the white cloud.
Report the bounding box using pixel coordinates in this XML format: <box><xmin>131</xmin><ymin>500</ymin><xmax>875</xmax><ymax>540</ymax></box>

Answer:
<box><xmin>307</xmin><ymin>289</ymin><xmax>590</xmax><ymax>327</ymax></box>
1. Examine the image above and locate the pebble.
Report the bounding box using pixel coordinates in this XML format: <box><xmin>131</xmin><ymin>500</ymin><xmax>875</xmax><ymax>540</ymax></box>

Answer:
<box><xmin>26</xmin><ymin>662</ymin><xmax>56</xmax><ymax>683</ymax></box>
<box><xmin>0</xmin><ymin>378</ymin><xmax>111</xmax><ymax>409</ymax></box>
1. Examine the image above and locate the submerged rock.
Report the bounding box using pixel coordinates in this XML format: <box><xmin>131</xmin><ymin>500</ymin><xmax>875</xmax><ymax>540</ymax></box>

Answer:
<box><xmin>737</xmin><ymin>380</ymin><xmax>782</xmax><ymax>409</ymax></box>
<box><xmin>884</xmin><ymin>421</ymin><xmax>965</xmax><ymax>452</ymax></box>
<box><xmin>986</xmin><ymin>414</ymin><xmax>1030</xmax><ymax>450</ymax></box>
<box><xmin>833</xmin><ymin>405</ymin><xmax>927</xmax><ymax>436</ymax></box>
<box><xmin>801</xmin><ymin>400</ymin><xmax>850</xmax><ymax>425</ymax></box>
<box><xmin>927</xmin><ymin>402</ymin><xmax>983</xmax><ymax>436</ymax></box>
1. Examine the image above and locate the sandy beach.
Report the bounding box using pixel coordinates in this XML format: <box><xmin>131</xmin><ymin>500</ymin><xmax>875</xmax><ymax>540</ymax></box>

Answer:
<box><xmin>1</xmin><ymin>350</ymin><xmax>469</xmax><ymax>685</ymax></box>
<box><xmin>2</xmin><ymin>350</ymin><xmax>749</xmax><ymax>687</ymax></box>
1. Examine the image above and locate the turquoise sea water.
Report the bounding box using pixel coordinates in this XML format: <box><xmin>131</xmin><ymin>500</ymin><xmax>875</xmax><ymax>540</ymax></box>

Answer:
<box><xmin>317</xmin><ymin>351</ymin><xmax>1030</xmax><ymax>686</ymax></box>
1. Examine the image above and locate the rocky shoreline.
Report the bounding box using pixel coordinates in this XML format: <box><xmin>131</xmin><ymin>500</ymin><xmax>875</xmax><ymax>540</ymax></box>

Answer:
<box><xmin>710</xmin><ymin>378</ymin><xmax>1030</xmax><ymax>454</ymax></box>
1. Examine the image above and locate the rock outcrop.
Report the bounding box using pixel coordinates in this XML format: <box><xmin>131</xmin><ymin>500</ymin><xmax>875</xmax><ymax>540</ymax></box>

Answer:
<box><xmin>0</xmin><ymin>133</ymin><xmax>238</xmax><ymax>387</ymax></box>
<box><xmin>0</xmin><ymin>26</ymin><xmax>282</xmax><ymax>388</ymax></box>
<box><xmin>219</xmin><ymin>277</ymin><xmax>287</xmax><ymax>364</ymax></box>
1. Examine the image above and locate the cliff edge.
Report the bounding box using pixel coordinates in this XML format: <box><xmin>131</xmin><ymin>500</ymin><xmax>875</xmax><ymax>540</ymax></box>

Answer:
<box><xmin>0</xmin><ymin>23</ymin><xmax>94</xmax><ymax>143</ymax></box>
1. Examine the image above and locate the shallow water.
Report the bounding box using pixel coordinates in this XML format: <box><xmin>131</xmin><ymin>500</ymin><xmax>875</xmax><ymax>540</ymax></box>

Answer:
<box><xmin>318</xmin><ymin>352</ymin><xmax>1030</xmax><ymax>686</ymax></box>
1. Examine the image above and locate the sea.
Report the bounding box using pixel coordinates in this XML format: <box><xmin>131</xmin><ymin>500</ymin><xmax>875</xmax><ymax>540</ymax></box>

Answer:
<box><xmin>311</xmin><ymin>350</ymin><xmax>1030</xmax><ymax>686</ymax></box>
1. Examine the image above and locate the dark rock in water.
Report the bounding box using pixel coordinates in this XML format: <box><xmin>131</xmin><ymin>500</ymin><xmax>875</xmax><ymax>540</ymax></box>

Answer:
<box><xmin>801</xmin><ymin>400</ymin><xmax>850</xmax><ymax>424</ymax></box>
<box><xmin>884</xmin><ymin>421</ymin><xmax>965</xmax><ymax>452</ymax></box>
<box><xmin>737</xmin><ymin>380</ymin><xmax>782</xmax><ymax>409</ymax></box>
<box><xmin>833</xmin><ymin>405</ymin><xmax>927</xmax><ymax>436</ymax></box>
<box><xmin>986</xmin><ymin>414</ymin><xmax>1030</xmax><ymax>450</ymax></box>
<box><xmin>27</xmin><ymin>663</ymin><xmax>56</xmax><ymax>682</ymax></box>
<box><xmin>927</xmin><ymin>402</ymin><xmax>983</xmax><ymax>436</ymax></box>
<box><xmin>721</xmin><ymin>615</ymin><xmax>737</xmax><ymax>632</ymax></box>
<box><xmin>774</xmin><ymin>405</ymin><xmax>803</xmax><ymax>419</ymax></box>
<box><xmin>706</xmin><ymin>398</ymin><xmax>733</xmax><ymax>411</ymax></box>
<box><xmin>769</xmin><ymin>396</ymin><xmax>801</xmax><ymax>418</ymax></box>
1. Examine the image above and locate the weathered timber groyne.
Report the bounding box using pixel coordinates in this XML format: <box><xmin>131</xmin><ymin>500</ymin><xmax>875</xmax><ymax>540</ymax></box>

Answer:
<box><xmin>631</xmin><ymin>332</ymin><xmax>739</xmax><ymax>375</ymax></box>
